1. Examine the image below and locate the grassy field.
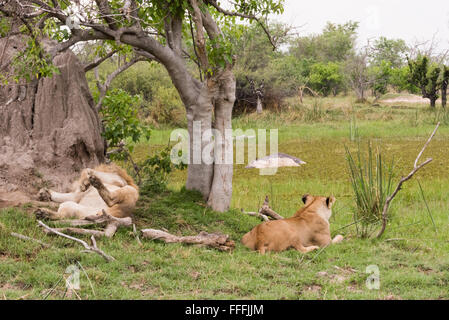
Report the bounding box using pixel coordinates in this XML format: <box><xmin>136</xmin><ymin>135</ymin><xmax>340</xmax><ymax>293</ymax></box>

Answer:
<box><xmin>1</xmin><ymin>96</ymin><xmax>449</xmax><ymax>300</ymax></box>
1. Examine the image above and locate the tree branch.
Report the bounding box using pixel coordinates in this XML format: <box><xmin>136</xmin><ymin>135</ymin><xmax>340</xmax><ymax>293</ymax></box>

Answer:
<box><xmin>38</xmin><ymin>220</ymin><xmax>115</xmax><ymax>262</ymax></box>
<box><xmin>84</xmin><ymin>49</ymin><xmax>118</xmax><ymax>72</ymax></box>
<box><xmin>205</xmin><ymin>0</ymin><xmax>277</xmax><ymax>49</ymax></box>
<box><xmin>95</xmin><ymin>55</ymin><xmax>147</xmax><ymax>111</ymax></box>
<box><xmin>377</xmin><ymin>122</ymin><xmax>440</xmax><ymax>238</ymax></box>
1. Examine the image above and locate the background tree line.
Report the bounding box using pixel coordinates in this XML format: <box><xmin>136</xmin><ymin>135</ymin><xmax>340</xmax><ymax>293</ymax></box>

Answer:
<box><xmin>91</xmin><ymin>19</ymin><xmax>449</xmax><ymax>124</ymax></box>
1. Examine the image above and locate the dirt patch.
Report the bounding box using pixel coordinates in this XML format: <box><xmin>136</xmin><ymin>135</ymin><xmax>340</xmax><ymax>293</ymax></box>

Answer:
<box><xmin>0</xmin><ymin>190</ymin><xmax>32</xmax><ymax>209</ymax></box>
<box><xmin>380</xmin><ymin>95</ymin><xmax>437</xmax><ymax>104</ymax></box>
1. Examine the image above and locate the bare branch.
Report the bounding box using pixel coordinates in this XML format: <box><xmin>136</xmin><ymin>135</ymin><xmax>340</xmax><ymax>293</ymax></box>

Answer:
<box><xmin>10</xmin><ymin>232</ymin><xmax>51</xmax><ymax>248</ymax></box>
<box><xmin>133</xmin><ymin>224</ymin><xmax>143</xmax><ymax>246</ymax></box>
<box><xmin>414</xmin><ymin>123</ymin><xmax>440</xmax><ymax>168</ymax></box>
<box><xmin>84</xmin><ymin>49</ymin><xmax>118</xmax><ymax>72</ymax></box>
<box><xmin>42</xmin><ymin>227</ymin><xmax>106</xmax><ymax>237</ymax></box>
<box><xmin>259</xmin><ymin>196</ymin><xmax>284</xmax><ymax>220</ymax></box>
<box><xmin>377</xmin><ymin>123</ymin><xmax>440</xmax><ymax>238</ymax></box>
<box><xmin>241</xmin><ymin>209</ymin><xmax>269</xmax><ymax>222</ymax></box>
<box><xmin>38</xmin><ymin>220</ymin><xmax>115</xmax><ymax>262</ymax></box>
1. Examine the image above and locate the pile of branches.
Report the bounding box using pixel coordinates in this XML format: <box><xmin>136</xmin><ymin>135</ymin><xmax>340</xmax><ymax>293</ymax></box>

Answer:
<box><xmin>12</xmin><ymin>210</ymin><xmax>235</xmax><ymax>263</ymax></box>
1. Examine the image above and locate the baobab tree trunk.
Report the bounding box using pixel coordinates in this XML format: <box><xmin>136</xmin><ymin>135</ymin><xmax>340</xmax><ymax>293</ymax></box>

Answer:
<box><xmin>0</xmin><ymin>35</ymin><xmax>104</xmax><ymax>194</ymax></box>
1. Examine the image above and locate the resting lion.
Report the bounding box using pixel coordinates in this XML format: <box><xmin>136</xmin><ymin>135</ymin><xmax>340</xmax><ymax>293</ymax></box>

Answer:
<box><xmin>242</xmin><ymin>194</ymin><xmax>343</xmax><ymax>254</ymax></box>
<box><xmin>35</xmin><ymin>164</ymin><xmax>139</xmax><ymax>220</ymax></box>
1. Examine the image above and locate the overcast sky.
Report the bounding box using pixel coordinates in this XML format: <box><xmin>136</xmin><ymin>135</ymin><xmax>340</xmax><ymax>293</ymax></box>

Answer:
<box><xmin>275</xmin><ymin>0</ymin><xmax>449</xmax><ymax>52</ymax></box>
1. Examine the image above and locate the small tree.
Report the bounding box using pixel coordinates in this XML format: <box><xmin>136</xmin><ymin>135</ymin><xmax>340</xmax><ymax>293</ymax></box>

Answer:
<box><xmin>344</xmin><ymin>52</ymin><xmax>372</xmax><ymax>102</ymax></box>
<box><xmin>440</xmin><ymin>65</ymin><xmax>449</xmax><ymax>108</ymax></box>
<box><xmin>408</xmin><ymin>55</ymin><xmax>442</xmax><ymax>108</ymax></box>
<box><xmin>389</xmin><ymin>65</ymin><xmax>419</xmax><ymax>93</ymax></box>
<box><xmin>308</xmin><ymin>61</ymin><xmax>344</xmax><ymax>96</ymax></box>
<box><xmin>369</xmin><ymin>37</ymin><xmax>408</xmax><ymax>69</ymax></box>
<box><xmin>368</xmin><ymin>60</ymin><xmax>392</xmax><ymax>99</ymax></box>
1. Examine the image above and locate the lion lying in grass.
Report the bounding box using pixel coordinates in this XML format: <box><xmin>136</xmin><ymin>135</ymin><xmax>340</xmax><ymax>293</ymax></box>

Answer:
<box><xmin>242</xmin><ymin>194</ymin><xmax>343</xmax><ymax>254</ymax></box>
<box><xmin>35</xmin><ymin>164</ymin><xmax>139</xmax><ymax>220</ymax></box>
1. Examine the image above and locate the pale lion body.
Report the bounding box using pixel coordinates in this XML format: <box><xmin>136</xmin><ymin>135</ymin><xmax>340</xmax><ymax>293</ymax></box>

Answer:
<box><xmin>242</xmin><ymin>194</ymin><xmax>343</xmax><ymax>254</ymax></box>
<box><xmin>36</xmin><ymin>164</ymin><xmax>139</xmax><ymax>220</ymax></box>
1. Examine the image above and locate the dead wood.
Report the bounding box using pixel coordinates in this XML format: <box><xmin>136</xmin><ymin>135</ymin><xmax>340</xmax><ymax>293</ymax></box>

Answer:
<box><xmin>241</xmin><ymin>209</ymin><xmax>269</xmax><ymax>221</ymax></box>
<box><xmin>241</xmin><ymin>195</ymin><xmax>284</xmax><ymax>221</ymax></box>
<box><xmin>377</xmin><ymin>122</ymin><xmax>440</xmax><ymax>238</ymax></box>
<box><xmin>38</xmin><ymin>220</ymin><xmax>115</xmax><ymax>262</ymax></box>
<box><xmin>141</xmin><ymin>229</ymin><xmax>235</xmax><ymax>252</ymax></box>
<box><xmin>259</xmin><ymin>196</ymin><xmax>284</xmax><ymax>220</ymax></box>
<box><xmin>45</xmin><ymin>210</ymin><xmax>132</xmax><ymax>238</ymax></box>
<box><xmin>41</xmin><ymin>227</ymin><xmax>106</xmax><ymax>237</ymax></box>
<box><xmin>10</xmin><ymin>232</ymin><xmax>51</xmax><ymax>248</ymax></box>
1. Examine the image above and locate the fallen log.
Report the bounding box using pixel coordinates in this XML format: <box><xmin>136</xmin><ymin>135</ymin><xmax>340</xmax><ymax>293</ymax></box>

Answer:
<box><xmin>141</xmin><ymin>229</ymin><xmax>235</xmax><ymax>252</ymax></box>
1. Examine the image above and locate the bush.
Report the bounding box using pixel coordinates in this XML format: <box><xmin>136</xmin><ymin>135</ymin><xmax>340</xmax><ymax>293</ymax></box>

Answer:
<box><xmin>139</xmin><ymin>147</ymin><xmax>187</xmax><ymax>194</ymax></box>
<box><xmin>345</xmin><ymin>142</ymin><xmax>395</xmax><ymax>238</ymax></box>
<box><xmin>308</xmin><ymin>62</ymin><xmax>344</xmax><ymax>96</ymax></box>
<box><xmin>100</xmin><ymin>88</ymin><xmax>151</xmax><ymax>155</ymax></box>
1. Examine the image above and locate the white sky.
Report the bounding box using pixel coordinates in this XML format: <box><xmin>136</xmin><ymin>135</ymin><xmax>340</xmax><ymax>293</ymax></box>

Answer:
<box><xmin>275</xmin><ymin>0</ymin><xmax>449</xmax><ymax>52</ymax></box>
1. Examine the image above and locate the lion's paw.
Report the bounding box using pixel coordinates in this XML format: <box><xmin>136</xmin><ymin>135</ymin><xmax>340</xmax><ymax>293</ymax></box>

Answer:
<box><xmin>34</xmin><ymin>209</ymin><xmax>50</xmax><ymax>220</ymax></box>
<box><xmin>333</xmin><ymin>235</ymin><xmax>344</xmax><ymax>243</ymax></box>
<box><xmin>37</xmin><ymin>188</ymin><xmax>51</xmax><ymax>202</ymax></box>
<box><xmin>88</xmin><ymin>174</ymin><xmax>103</xmax><ymax>189</ymax></box>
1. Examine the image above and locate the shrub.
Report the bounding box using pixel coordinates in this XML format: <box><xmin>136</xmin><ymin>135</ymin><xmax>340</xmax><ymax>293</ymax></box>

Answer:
<box><xmin>139</xmin><ymin>147</ymin><xmax>187</xmax><ymax>194</ymax></box>
<box><xmin>100</xmin><ymin>89</ymin><xmax>151</xmax><ymax>154</ymax></box>
<box><xmin>345</xmin><ymin>142</ymin><xmax>395</xmax><ymax>238</ymax></box>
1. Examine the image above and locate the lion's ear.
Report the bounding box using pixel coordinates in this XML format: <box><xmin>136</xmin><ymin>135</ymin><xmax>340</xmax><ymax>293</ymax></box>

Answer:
<box><xmin>326</xmin><ymin>196</ymin><xmax>336</xmax><ymax>208</ymax></box>
<box><xmin>302</xmin><ymin>194</ymin><xmax>311</xmax><ymax>204</ymax></box>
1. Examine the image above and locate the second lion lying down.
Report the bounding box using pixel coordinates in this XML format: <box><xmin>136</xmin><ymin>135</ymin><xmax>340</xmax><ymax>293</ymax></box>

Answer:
<box><xmin>35</xmin><ymin>164</ymin><xmax>139</xmax><ymax>220</ymax></box>
<box><xmin>242</xmin><ymin>194</ymin><xmax>343</xmax><ymax>254</ymax></box>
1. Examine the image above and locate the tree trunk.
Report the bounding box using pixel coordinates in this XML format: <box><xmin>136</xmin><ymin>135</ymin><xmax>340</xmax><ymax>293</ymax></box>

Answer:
<box><xmin>430</xmin><ymin>97</ymin><xmax>436</xmax><ymax>108</ymax></box>
<box><xmin>207</xmin><ymin>70</ymin><xmax>235</xmax><ymax>212</ymax></box>
<box><xmin>442</xmin><ymin>85</ymin><xmax>447</xmax><ymax>109</ymax></box>
<box><xmin>0</xmin><ymin>36</ymin><xmax>104</xmax><ymax>194</ymax></box>
<box><xmin>185</xmin><ymin>70</ymin><xmax>236</xmax><ymax>212</ymax></box>
<box><xmin>256</xmin><ymin>96</ymin><xmax>263</xmax><ymax>114</ymax></box>
<box><xmin>185</xmin><ymin>82</ymin><xmax>214</xmax><ymax>199</ymax></box>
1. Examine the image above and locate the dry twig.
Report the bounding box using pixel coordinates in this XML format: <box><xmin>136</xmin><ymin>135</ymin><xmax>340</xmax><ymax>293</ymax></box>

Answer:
<box><xmin>10</xmin><ymin>232</ymin><xmax>51</xmax><ymax>248</ymax></box>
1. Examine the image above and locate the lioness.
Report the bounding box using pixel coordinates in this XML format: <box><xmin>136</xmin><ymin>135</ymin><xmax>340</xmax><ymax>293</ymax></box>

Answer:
<box><xmin>35</xmin><ymin>164</ymin><xmax>139</xmax><ymax>220</ymax></box>
<box><xmin>242</xmin><ymin>194</ymin><xmax>343</xmax><ymax>254</ymax></box>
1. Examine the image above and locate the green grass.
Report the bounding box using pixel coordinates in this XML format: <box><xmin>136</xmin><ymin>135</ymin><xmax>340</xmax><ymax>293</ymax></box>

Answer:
<box><xmin>2</xmin><ymin>96</ymin><xmax>449</xmax><ymax>299</ymax></box>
